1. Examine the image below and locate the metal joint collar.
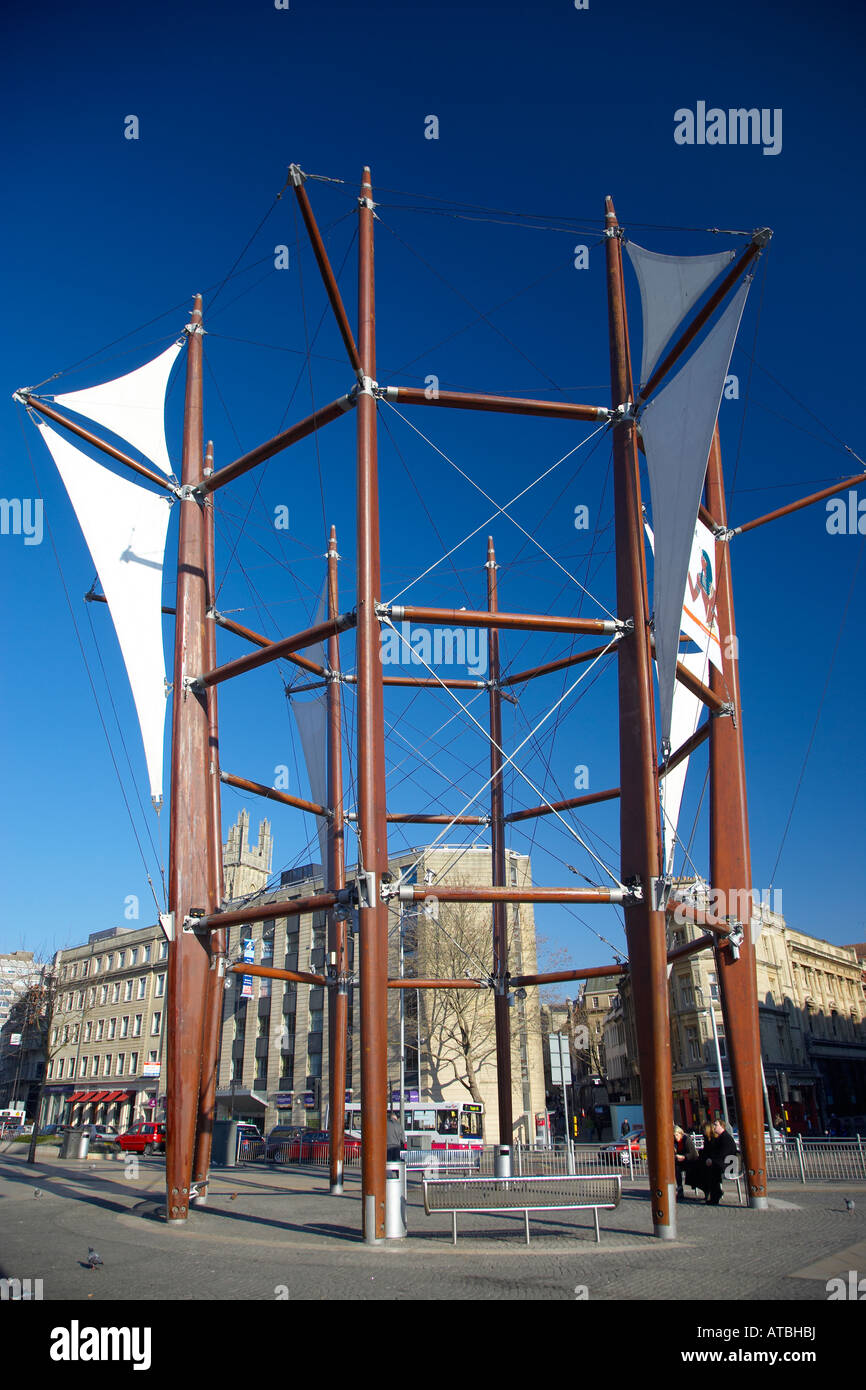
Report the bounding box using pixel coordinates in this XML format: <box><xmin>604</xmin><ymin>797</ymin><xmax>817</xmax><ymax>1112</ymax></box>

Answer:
<box><xmin>603</xmin><ymin>226</ymin><xmax>624</xmax><ymax>239</ymax></box>
<box><xmin>288</xmin><ymin>163</ymin><xmax>306</xmax><ymax>186</ymax></box>
<box><xmin>184</xmin><ymin>323</ymin><xmax>206</xmax><ymax>336</ymax></box>
<box><xmin>177</xmin><ymin>483</ymin><xmax>204</xmax><ymax>501</ymax></box>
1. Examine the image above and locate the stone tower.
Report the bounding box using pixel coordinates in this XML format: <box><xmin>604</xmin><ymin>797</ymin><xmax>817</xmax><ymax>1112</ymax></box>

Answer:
<box><xmin>222</xmin><ymin>809</ymin><xmax>273</xmax><ymax>901</ymax></box>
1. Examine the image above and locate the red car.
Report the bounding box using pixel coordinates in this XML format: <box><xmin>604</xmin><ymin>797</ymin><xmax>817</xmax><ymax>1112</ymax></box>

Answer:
<box><xmin>114</xmin><ymin>1122</ymin><xmax>166</xmax><ymax>1155</ymax></box>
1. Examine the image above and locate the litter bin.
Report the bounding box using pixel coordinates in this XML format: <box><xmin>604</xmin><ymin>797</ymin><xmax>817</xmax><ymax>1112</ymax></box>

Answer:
<box><xmin>494</xmin><ymin>1144</ymin><xmax>512</xmax><ymax>1178</ymax></box>
<box><xmin>60</xmin><ymin>1129</ymin><xmax>90</xmax><ymax>1160</ymax></box>
<box><xmin>385</xmin><ymin>1160</ymin><xmax>407</xmax><ymax>1238</ymax></box>
<box><xmin>211</xmin><ymin>1120</ymin><xmax>240</xmax><ymax>1167</ymax></box>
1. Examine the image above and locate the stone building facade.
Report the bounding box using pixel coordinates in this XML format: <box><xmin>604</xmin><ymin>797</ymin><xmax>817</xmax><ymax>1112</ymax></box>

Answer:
<box><xmin>216</xmin><ymin>842</ymin><xmax>547</xmax><ymax>1144</ymax></box>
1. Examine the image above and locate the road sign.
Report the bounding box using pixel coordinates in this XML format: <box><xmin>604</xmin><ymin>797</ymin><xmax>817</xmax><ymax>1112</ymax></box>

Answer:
<box><xmin>549</xmin><ymin>1032</ymin><xmax>572</xmax><ymax>1084</ymax></box>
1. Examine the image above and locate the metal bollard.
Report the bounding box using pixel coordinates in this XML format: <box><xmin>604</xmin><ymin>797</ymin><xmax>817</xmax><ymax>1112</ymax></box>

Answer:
<box><xmin>494</xmin><ymin>1144</ymin><xmax>512</xmax><ymax>1178</ymax></box>
<box><xmin>385</xmin><ymin>1160</ymin><xmax>407</xmax><ymax>1239</ymax></box>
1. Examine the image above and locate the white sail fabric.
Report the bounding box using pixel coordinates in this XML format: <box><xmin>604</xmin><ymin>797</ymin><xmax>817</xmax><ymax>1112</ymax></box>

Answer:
<box><xmin>681</xmin><ymin>518</ymin><xmax>723</xmax><ymax>671</ymax></box>
<box><xmin>54</xmin><ymin>342</ymin><xmax>183</xmax><ymax>477</ymax></box>
<box><xmin>291</xmin><ymin>692</ymin><xmax>329</xmax><ymax>868</ymax></box>
<box><xmin>660</xmin><ymin>652</ymin><xmax>708</xmax><ymax>874</ymax></box>
<box><xmin>645</xmin><ymin>521</ymin><xmax>707</xmax><ymax>872</ymax></box>
<box><xmin>640</xmin><ymin>278</ymin><xmax>750</xmax><ymax>746</ymax></box>
<box><xmin>626</xmin><ymin>242</ymin><xmax>736</xmax><ymax>389</ymax></box>
<box><xmin>36</xmin><ymin>420</ymin><xmax>171</xmax><ymax>802</ymax></box>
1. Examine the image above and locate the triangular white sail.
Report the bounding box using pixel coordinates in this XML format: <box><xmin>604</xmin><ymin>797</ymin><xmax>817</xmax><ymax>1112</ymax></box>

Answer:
<box><xmin>53</xmin><ymin>342</ymin><xmax>183</xmax><ymax>477</ymax></box>
<box><xmin>626</xmin><ymin>242</ymin><xmax>736</xmax><ymax>390</ymax></box>
<box><xmin>660</xmin><ymin>651</ymin><xmax>708</xmax><ymax>874</ymax></box>
<box><xmin>681</xmin><ymin>518</ymin><xmax>723</xmax><ymax>672</ymax></box>
<box><xmin>639</xmin><ymin>277</ymin><xmax>750</xmax><ymax>746</ymax></box>
<box><xmin>291</xmin><ymin>692</ymin><xmax>329</xmax><ymax>868</ymax></box>
<box><xmin>36</xmin><ymin>420</ymin><xmax>172</xmax><ymax>802</ymax></box>
<box><xmin>645</xmin><ymin>521</ymin><xmax>708</xmax><ymax>873</ymax></box>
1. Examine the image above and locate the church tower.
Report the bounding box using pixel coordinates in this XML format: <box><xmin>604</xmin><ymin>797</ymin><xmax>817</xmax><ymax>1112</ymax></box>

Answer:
<box><xmin>222</xmin><ymin>809</ymin><xmax>273</xmax><ymax>901</ymax></box>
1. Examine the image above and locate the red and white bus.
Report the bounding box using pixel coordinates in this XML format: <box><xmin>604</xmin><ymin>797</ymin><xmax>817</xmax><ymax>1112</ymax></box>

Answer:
<box><xmin>344</xmin><ymin>1100</ymin><xmax>484</xmax><ymax>1152</ymax></box>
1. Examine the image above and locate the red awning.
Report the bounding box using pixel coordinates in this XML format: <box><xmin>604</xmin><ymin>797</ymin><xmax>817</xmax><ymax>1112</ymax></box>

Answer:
<box><xmin>102</xmin><ymin>1091</ymin><xmax>132</xmax><ymax>1103</ymax></box>
<box><xmin>89</xmin><ymin>1091</ymin><xmax>111</xmax><ymax>1102</ymax></box>
<box><xmin>66</xmin><ymin>1091</ymin><xmax>88</xmax><ymax>1104</ymax></box>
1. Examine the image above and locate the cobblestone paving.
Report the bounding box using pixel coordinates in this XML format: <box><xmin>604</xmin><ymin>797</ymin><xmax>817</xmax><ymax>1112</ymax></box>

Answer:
<box><xmin>1</xmin><ymin>1150</ymin><xmax>864</xmax><ymax>1303</ymax></box>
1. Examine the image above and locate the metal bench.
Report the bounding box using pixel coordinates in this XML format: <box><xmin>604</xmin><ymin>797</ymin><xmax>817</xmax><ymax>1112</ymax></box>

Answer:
<box><xmin>423</xmin><ymin>1173</ymin><xmax>622</xmax><ymax>1245</ymax></box>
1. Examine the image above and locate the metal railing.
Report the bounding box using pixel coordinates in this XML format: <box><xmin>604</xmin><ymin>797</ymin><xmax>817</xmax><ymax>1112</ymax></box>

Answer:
<box><xmin>237</xmin><ymin>1134</ymin><xmax>866</xmax><ymax>1186</ymax></box>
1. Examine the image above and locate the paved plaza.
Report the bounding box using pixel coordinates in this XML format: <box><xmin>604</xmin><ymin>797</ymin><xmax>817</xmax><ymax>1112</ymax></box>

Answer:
<box><xmin>1</xmin><ymin>1145</ymin><xmax>864</xmax><ymax>1305</ymax></box>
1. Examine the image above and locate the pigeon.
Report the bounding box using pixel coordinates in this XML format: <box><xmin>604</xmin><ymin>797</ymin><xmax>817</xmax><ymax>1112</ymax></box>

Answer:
<box><xmin>33</xmin><ymin>1188</ymin><xmax>42</xmax><ymax>1198</ymax></box>
<box><xmin>845</xmin><ymin>1198</ymin><xmax>855</xmax><ymax>1212</ymax></box>
<box><xmin>87</xmin><ymin>1247</ymin><xmax>103</xmax><ymax>1270</ymax></box>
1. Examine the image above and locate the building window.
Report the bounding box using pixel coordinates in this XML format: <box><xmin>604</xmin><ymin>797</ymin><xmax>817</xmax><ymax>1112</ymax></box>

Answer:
<box><xmin>133</xmin><ymin>1015</ymin><xmax>142</xmax><ymax>1037</ymax></box>
<box><xmin>124</xmin><ymin>979</ymin><xmax>133</xmax><ymax>1002</ymax></box>
<box><xmin>158</xmin><ymin>941</ymin><xmax>168</xmax><ymax>960</ymax></box>
<box><xmin>117</xmin><ymin>1054</ymin><xmax>125</xmax><ymax>1076</ymax></box>
<box><xmin>111</xmin><ymin>982</ymin><xmax>121</xmax><ymax>1003</ymax></box>
<box><xmin>97</xmin><ymin>1019</ymin><xmax>105</xmax><ymax>1041</ymax></box>
<box><xmin>121</xmin><ymin>1017</ymin><xmax>130</xmax><ymax>1038</ymax></box>
<box><xmin>81</xmin><ymin>1057</ymin><xmax>88</xmax><ymax>1077</ymax></box>
<box><xmin>260</xmin><ymin>977</ymin><xmax>271</xmax><ymax>997</ymax></box>
<box><xmin>92</xmin><ymin>1056</ymin><xmax>100</xmax><ymax>1077</ymax></box>
<box><xmin>137</xmin><ymin>977</ymin><xmax>147</xmax><ymax>1000</ymax></box>
<box><xmin>142</xmin><ymin>945</ymin><xmax>151</xmax><ymax>963</ymax></box>
<box><xmin>57</xmin><ymin>1058</ymin><xmax>64</xmax><ymax>1077</ymax></box>
<box><xmin>152</xmin><ymin>1013</ymin><xmax>161</xmax><ymax>1036</ymax></box>
<box><xmin>99</xmin><ymin>985</ymin><xmax>108</xmax><ymax>1005</ymax></box>
<box><xmin>108</xmin><ymin>1019</ymin><xmax>117</xmax><ymax>1040</ymax></box>
<box><xmin>154</xmin><ymin>976</ymin><xmax>165</xmax><ymax>998</ymax></box>
<box><xmin>130</xmin><ymin>1052</ymin><xmax>138</xmax><ymax>1074</ymax></box>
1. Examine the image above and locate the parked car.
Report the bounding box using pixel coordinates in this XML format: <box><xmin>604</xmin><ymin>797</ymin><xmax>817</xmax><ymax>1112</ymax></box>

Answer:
<box><xmin>601</xmin><ymin>1130</ymin><xmax>647</xmax><ymax>1164</ymax></box>
<box><xmin>266</xmin><ymin>1125</ymin><xmax>310</xmax><ymax>1163</ymax></box>
<box><xmin>71</xmin><ymin>1123</ymin><xmax>118</xmax><ymax>1145</ymax></box>
<box><xmin>114</xmin><ymin>1122</ymin><xmax>166</xmax><ymax>1155</ymax></box>
<box><xmin>266</xmin><ymin>1125</ymin><xmax>360</xmax><ymax>1165</ymax></box>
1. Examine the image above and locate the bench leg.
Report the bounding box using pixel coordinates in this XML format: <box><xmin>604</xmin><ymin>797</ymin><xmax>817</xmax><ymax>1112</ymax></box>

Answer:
<box><xmin>524</xmin><ymin>1210</ymin><xmax>530</xmax><ymax>1245</ymax></box>
<box><xmin>594</xmin><ymin>1208</ymin><xmax>600</xmax><ymax>1243</ymax></box>
<box><xmin>452</xmin><ymin>1211</ymin><xmax>457</xmax><ymax>1245</ymax></box>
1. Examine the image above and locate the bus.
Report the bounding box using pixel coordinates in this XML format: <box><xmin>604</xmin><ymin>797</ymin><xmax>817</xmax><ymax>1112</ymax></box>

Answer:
<box><xmin>344</xmin><ymin>1100</ymin><xmax>484</xmax><ymax>1152</ymax></box>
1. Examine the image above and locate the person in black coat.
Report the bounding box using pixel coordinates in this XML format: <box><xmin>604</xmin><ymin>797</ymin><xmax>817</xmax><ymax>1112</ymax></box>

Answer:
<box><xmin>673</xmin><ymin>1125</ymin><xmax>698</xmax><ymax>1200</ymax></box>
<box><xmin>702</xmin><ymin>1118</ymin><xmax>739</xmax><ymax>1205</ymax></box>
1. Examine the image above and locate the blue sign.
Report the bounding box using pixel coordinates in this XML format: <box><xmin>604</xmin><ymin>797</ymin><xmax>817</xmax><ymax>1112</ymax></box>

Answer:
<box><xmin>242</xmin><ymin>939</ymin><xmax>255</xmax><ymax>964</ymax></box>
<box><xmin>303</xmin><ymin>1091</ymin><xmax>316</xmax><ymax>1108</ymax></box>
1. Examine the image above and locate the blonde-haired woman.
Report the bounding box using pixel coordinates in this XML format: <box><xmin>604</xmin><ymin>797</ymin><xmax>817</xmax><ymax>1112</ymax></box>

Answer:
<box><xmin>674</xmin><ymin>1124</ymin><xmax>697</xmax><ymax>1201</ymax></box>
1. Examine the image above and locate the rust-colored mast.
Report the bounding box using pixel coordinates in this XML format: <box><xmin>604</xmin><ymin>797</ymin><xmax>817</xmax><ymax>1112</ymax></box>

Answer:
<box><xmin>325</xmin><ymin>526</ymin><xmax>349</xmax><ymax>1194</ymax></box>
<box><xmin>486</xmin><ymin>536</ymin><xmax>513</xmax><ymax>1147</ymax></box>
<box><xmin>166</xmin><ymin>296</ymin><xmax>211</xmax><ymax>1224</ymax></box>
<box><xmin>192</xmin><ymin>441</ymin><xmax>226</xmax><ymax>1203</ymax></box>
<box><xmin>604</xmin><ymin>199</ymin><xmax>676</xmax><ymax>1239</ymax></box>
<box><xmin>356</xmin><ymin>167</ymin><xmax>390</xmax><ymax>1243</ymax></box>
<box><xmin>705</xmin><ymin>426</ymin><xmax>768</xmax><ymax>1207</ymax></box>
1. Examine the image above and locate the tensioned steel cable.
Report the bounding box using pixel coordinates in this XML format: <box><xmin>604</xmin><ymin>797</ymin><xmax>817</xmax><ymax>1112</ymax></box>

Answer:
<box><xmin>381</xmin><ymin>404</ymin><xmax>615</xmax><ymax>615</ymax></box>
<box><xmin>768</xmin><ymin>534</ymin><xmax>865</xmax><ymax>889</ymax></box>
<box><xmin>381</xmin><ymin>618</ymin><xmax>627</xmax><ymax>892</ymax></box>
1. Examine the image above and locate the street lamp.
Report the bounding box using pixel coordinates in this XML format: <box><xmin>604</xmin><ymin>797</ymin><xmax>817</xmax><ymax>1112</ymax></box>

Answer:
<box><xmin>695</xmin><ymin>984</ymin><xmax>729</xmax><ymax>1127</ymax></box>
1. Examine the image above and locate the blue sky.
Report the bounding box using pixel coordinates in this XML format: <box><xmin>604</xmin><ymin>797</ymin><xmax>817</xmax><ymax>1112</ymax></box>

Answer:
<box><xmin>1</xmin><ymin>0</ymin><xmax>864</xmax><ymax>969</ymax></box>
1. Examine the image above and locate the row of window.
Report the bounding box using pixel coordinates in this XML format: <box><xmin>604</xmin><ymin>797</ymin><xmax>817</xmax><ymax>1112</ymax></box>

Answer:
<box><xmin>62</xmin><ymin>941</ymin><xmax>168</xmax><ymax>980</ymax></box>
<box><xmin>52</xmin><ymin>1010</ymin><xmax>164</xmax><ymax>1046</ymax></box>
<box><xmin>63</xmin><ymin>974</ymin><xmax>165</xmax><ymax>1014</ymax></box>
<box><xmin>48</xmin><ymin>1048</ymin><xmax>159</xmax><ymax>1079</ymax></box>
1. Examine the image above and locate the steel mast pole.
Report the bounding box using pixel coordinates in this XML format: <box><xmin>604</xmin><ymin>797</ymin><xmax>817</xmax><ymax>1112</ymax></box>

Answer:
<box><xmin>604</xmin><ymin>199</ymin><xmax>676</xmax><ymax>1238</ymax></box>
<box><xmin>705</xmin><ymin>427</ymin><xmax>768</xmax><ymax>1208</ymax></box>
<box><xmin>326</xmin><ymin>526</ymin><xmax>349</xmax><ymax>1195</ymax></box>
<box><xmin>166</xmin><ymin>295</ymin><xmax>212</xmax><ymax>1224</ymax></box>
<box><xmin>356</xmin><ymin>168</ymin><xmax>390</xmax><ymax>1243</ymax></box>
<box><xmin>487</xmin><ymin>536</ymin><xmax>514</xmax><ymax>1149</ymax></box>
<box><xmin>192</xmin><ymin>441</ymin><xmax>226</xmax><ymax>1203</ymax></box>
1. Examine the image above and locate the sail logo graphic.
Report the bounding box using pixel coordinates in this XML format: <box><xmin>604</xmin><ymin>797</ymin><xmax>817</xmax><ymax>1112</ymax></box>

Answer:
<box><xmin>0</xmin><ymin>497</ymin><xmax>43</xmax><ymax>546</ymax></box>
<box><xmin>674</xmin><ymin>103</ymin><xmax>782</xmax><ymax>156</ymax></box>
